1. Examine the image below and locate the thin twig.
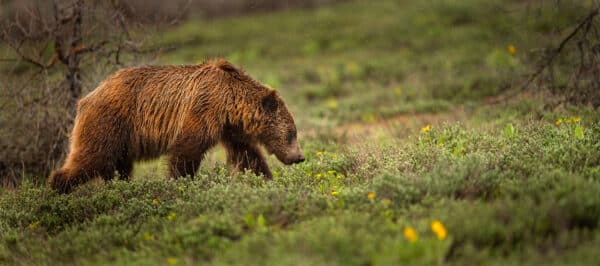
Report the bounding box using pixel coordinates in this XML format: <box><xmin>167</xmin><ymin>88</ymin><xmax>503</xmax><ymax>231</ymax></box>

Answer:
<box><xmin>487</xmin><ymin>7</ymin><xmax>600</xmax><ymax>104</ymax></box>
<box><xmin>521</xmin><ymin>7</ymin><xmax>600</xmax><ymax>90</ymax></box>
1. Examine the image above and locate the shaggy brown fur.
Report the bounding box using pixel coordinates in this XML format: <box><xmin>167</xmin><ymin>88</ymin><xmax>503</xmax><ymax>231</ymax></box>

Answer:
<box><xmin>49</xmin><ymin>59</ymin><xmax>304</xmax><ymax>193</ymax></box>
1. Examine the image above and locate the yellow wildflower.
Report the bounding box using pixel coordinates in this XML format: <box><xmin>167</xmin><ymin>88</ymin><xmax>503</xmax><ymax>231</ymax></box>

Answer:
<box><xmin>367</xmin><ymin>192</ymin><xmax>376</xmax><ymax>199</ymax></box>
<box><xmin>507</xmin><ymin>45</ymin><xmax>516</xmax><ymax>56</ymax></box>
<box><xmin>382</xmin><ymin>199</ymin><xmax>392</xmax><ymax>206</ymax></box>
<box><xmin>431</xmin><ymin>220</ymin><xmax>447</xmax><ymax>240</ymax></box>
<box><xmin>572</xmin><ymin>116</ymin><xmax>581</xmax><ymax>123</ymax></box>
<box><xmin>555</xmin><ymin>118</ymin><xmax>563</xmax><ymax>126</ymax></box>
<box><xmin>166</xmin><ymin>257</ymin><xmax>178</xmax><ymax>266</ymax></box>
<box><xmin>28</xmin><ymin>221</ymin><xmax>40</xmax><ymax>231</ymax></box>
<box><xmin>421</xmin><ymin>124</ymin><xmax>431</xmax><ymax>133</ymax></box>
<box><xmin>143</xmin><ymin>231</ymin><xmax>154</xmax><ymax>241</ymax></box>
<box><xmin>394</xmin><ymin>86</ymin><xmax>403</xmax><ymax>96</ymax></box>
<box><xmin>167</xmin><ymin>212</ymin><xmax>177</xmax><ymax>221</ymax></box>
<box><xmin>327</xmin><ymin>170</ymin><xmax>336</xmax><ymax>175</ymax></box>
<box><xmin>331</xmin><ymin>191</ymin><xmax>339</xmax><ymax>196</ymax></box>
<box><xmin>315</xmin><ymin>173</ymin><xmax>322</xmax><ymax>179</ymax></box>
<box><xmin>316</xmin><ymin>151</ymin><xmax>324</xmax><ymax>156</ymax></box>
<box><xmin>345</xmin><ymin>61</ymin><xmax>361</xmax><ymax>76</ymax></box>
<box><xmin>326</xmin><ymin>98</ymin><xmax>339</xmax><ymax>110</ymax></box>
<box><xmin>403</xmin><ymin>227</ymin><xmax>418</xmax><ymax>242</ymax></box>
<box><xmin>361</xmin><ymin>113</ymin><xmax>376</xmax><ymax>122</ymax></box>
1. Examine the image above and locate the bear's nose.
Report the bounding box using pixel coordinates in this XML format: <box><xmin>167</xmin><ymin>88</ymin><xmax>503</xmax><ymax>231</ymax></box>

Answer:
<box><xmin>294</xmin><ymin>155</ymin><xmax>305</xmax><ymax>164</ymax></box>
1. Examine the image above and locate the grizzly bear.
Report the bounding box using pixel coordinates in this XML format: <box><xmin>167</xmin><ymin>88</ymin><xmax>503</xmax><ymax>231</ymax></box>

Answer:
<box><xmin>49</xmin><ymin>59</ymin><xmax>304</xmax><ymax>193</ymax></box>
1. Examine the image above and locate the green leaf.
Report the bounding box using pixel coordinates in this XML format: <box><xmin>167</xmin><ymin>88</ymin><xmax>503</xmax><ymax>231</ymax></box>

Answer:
<box><xmin>452</xmin><ymin>142</ymin><xmax>466</xmax><ymax>156</ymax></box>
<box><xmin>337</xmin><ymin>197</ymin><xmax>346</xmax><ymax>209</ymax></box>
<box><xmin>574</xmin><ymin>125</ymin><xmax>584</xmax><ymax>140</ymax></box>
<box><xmin>503</xmin><ymin>123</ymin><xmax>515</xmax><ymax>138</ymax></box>
<box><xmin>256</xmin><ymin>214</ymin><xmax>267</xmax><ymax>230</ymax></box>
<box><xmin>244</xmin><ymin>214</ymin><xmax>255</xmax><ymax>229</ymax></box>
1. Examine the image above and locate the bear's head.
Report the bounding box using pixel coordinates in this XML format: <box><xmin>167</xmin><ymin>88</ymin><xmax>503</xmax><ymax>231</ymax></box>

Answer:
<box><xmin>258</xmin><ymin>90</ymin><xmax>305</xmax><ymax>165</ymax></box>
<box><xmin>215</xmin><ymin>59</ymin><xmax>305</xmax><ymax>165</ymax></box>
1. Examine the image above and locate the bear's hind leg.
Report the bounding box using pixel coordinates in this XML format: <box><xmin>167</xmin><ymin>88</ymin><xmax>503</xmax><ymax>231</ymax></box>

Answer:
<box><xmin>59</xmin><ymin>149</ymin><xmax>119</xmax><ymax>189</ymax></box>
<box><xmin>49</xmin><ymin>167</ymin><xmax>96</xmax><ymax>194</ymax></box>
<box><xmin>49</xmin><ymin>168</ymin><xmax>78</xmax><ymax>194</ymax></box>
<box><xmin>222</xmin><ymin>138</ymin><xmax>272</xmax><ymax>180</ymax></box>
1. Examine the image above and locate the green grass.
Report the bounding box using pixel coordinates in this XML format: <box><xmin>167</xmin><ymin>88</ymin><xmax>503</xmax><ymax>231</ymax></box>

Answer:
<box><xmin>2</xmin><ymin>112</ymin><xmax>599</xmax><ymax>265</ymax></box>
<box><xmin>2</xmin><ymin>0</ymin><xmax>599</xmax><ymax>265</ymax></box>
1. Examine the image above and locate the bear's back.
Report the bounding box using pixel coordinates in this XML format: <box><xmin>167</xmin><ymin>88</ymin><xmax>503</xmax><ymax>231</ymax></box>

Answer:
<box><xmin>77</xmin><ymin>65</ymin><xmax>214</xmax><ymax>158</ymax></box>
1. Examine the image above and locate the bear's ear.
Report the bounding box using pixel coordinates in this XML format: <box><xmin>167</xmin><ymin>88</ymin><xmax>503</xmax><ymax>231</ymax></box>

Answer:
<box><xmin>214</xmin><ymin>59</ymin><xmax>241</xmax><ymax>78</ymax></box>
<box><xmin>218</xmin><ymin>62</ymin><xmax>238</xmax><ymax>74</ymax></box>
<box><xmin>262</xmin><ymin>90</ymin><xmax>279</xmax><ymax>113</ymax></box>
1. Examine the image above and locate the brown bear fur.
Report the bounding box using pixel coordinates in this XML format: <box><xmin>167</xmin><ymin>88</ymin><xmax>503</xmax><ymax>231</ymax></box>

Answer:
<box><xmin>49</xmin><ymin>59</ymin><xmax>304</xmax><ymax>193</ymax></box>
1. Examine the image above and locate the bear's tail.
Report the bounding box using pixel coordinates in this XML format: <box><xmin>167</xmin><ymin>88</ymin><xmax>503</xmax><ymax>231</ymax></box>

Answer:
<box><xmin>48</xmin><ymin>168</ymin><xmax>76</xmax><ymax>194</ymax></box>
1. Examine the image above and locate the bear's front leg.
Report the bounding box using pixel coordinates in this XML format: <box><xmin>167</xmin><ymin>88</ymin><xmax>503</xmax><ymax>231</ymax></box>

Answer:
<box><xmin>222</xmin><ymin>139</ymin><xmax>272</xmax><ymax>180</ymax></box>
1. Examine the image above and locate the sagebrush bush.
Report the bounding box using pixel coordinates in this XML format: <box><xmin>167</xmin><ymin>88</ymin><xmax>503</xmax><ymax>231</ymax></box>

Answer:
<box><xmin>1</xmin><ymin>119</ymin><xmax>599</xmax><ymax>265</ymax></box>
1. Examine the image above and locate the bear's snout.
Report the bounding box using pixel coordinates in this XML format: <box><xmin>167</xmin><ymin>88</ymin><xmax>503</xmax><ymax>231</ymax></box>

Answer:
<box><xmin>282</xmin><ymin>153</ymin><xmax>304</xmax><ymax>165</ymax></box>
<box><xmin>283</xmin><ymin>138</ymin><xmax>305</xmax><ymax>165</ymax></box>
<box><xmin>291</xmin><ymin>154</ymin><xmax>305</xmax><ymax>164</ymax></box>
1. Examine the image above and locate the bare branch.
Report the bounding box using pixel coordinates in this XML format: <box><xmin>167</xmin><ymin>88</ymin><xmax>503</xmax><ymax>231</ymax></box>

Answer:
<box><xmin>521</xmin><ymin>7</ymin><xmax>600</xmax><ymax>90</ymax></box>
<box><xmin>487</xmin><ymin>7</ymin><xmax>600</xmax><ymax>104</ymax></box>
<box><xmin>2</xmin><ymin>41</ymin><xmax>47</xmax><ymax>69</ymax></box>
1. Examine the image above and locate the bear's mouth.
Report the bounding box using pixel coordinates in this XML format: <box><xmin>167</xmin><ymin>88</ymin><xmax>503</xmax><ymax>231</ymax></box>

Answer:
<box><xmin>282</xmin><ymin>154</ymin><xmax>305</xmax><ymax>165</ymax></box>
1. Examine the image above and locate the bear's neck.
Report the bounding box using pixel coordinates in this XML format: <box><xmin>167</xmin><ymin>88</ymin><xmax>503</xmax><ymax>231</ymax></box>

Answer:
<box><xmin>223</xmin><ymin>88</ymin><xmax>263</xmax><ymax>139</ymax></box>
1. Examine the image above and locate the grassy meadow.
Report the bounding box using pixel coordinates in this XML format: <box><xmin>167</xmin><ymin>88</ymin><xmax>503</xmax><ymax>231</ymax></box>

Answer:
<box><xmin>1</xmin><ymin>0</ymin><xmax>600</xmax><ymax>265</ymax></box>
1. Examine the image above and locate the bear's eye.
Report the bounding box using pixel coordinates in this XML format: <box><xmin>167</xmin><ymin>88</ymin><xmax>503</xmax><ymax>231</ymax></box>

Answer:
<box><xmin>287</xmin><ymin>130</ymin><xmax>297</xmax><ymax>144</ymax></box>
